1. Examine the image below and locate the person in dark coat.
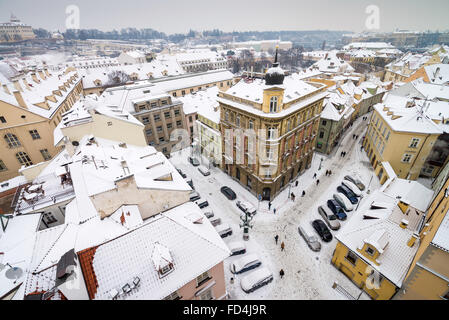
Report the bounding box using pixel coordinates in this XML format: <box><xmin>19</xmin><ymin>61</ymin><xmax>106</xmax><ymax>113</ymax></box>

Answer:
<box><xmin>280</xmin><ymin>269</ymin><xmax>285</xmax><ymax>279</ymax></box>
<box><xmin>313</xmin><ymin>173</ymin><xmax>317</xmax><ymax>179</ymax></box>
<box><xmin>295</xmin><ymin>180</ymin><xmax>299</xmax><ymax>187</ymax></box>
<box><xmin>275</xmin><ymin>234</ymin><xmax>279</xmax><ymax>245</ymax></box>
<box><xmin>316</xmin><ymin>179</ymin><xmax>320</xmax><ymax>186</ymax></box>
<box><xmin>268</xmin><ymin>202</ymin><xmax>272</xmax><ymax>210</ymax></box>
<box><xmin>302</xmin><ymin>190</ymin><xmax>306</xmax><ymax>197</ymax></box>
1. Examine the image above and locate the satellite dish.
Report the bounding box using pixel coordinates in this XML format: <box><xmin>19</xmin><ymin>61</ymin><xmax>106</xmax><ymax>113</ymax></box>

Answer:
<box><xmin>5</xmin><ymin>267</ymin><xmax>23</xmax><ymax>280</ymax></box>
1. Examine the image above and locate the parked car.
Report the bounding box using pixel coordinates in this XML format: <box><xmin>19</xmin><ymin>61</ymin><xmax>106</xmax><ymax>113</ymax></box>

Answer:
<box><xmin>203</xmin><ymin>211</ymin><xmax>214</xmax><ymax>218</ymax></box>
<box><xmin>240</xmin><ymin>267</ymin><xmax>273</xmax><ymax>293</ymax></box>
<box><xmin>297</xmin><ymin>225</ymin><xmax>321</xmax><ymax>252</ymax></box>
<box><xmin>327</xmin><ymin>200</ymin><xmax>347</xmax><ymax>220</ymax></box>
<box><xmin>221</xmin><ymin>186</ymin><xmax>237</xmax><ymax>200</ymax></box>
<box><xmin>215</xmin><ymin>223</ymin><xmax>232</xmax><ymax>238</ymax></box>
<box><xmin>342</xmin><ymin>180</ymin><xmax>362</xmax><ymax>196</ymax></box>
<box><xmin>227</xmin><ymin>241</ymin><xmax>246</xmax><ymax>256</ymax></box>
<box><xmin>176</xmin><ymin>168</ymin><xmax>187</xmax><ymax>178</ymax></box>
<box><xmin>208</xmin><ymin>216</ymin><xmax>221</xmax><ymax>227</ymax></box>
<box><xmin>344</xmin><ymin>175</ymin><xmax>365</xmax><ymax>191</ymax></box>
<box><xmin>337</xmin><ymin>185</ymin><xmax>358</xmax><ymax>204</ymax></box>
<box><xmin>188</xmin><ymin>156</ymin><xmax>200</xmax><ymax>166</ymax></box>
<box><xmin>312</xmin><ymin>220</ymin><xmax>333</xmax><ymax>242</ymax></box>
<box><xmin>184</xmin><ymin>177</ymin><xmax>194</xmax><ymax>189</ymax></box>
<box><xmin>189</xmin><ymin>191</ymin><xmax>201</xmax><ymax>202</ymax></box>
<box><xmin>230</xmin><ymin>253</ymin><xmax>262</xmax><ymax>274</ymax></box>
<box><xmin>196</xmin><ymin>200</ymin><xmax>209</xmax><ymax>209</ymax></box>
<box><xmin>198</xmin><ymin>165</ymin><xmax>210</xmax><ymax>176</ymax></box>
<box><xmin>318</xmin><ymin>206</ymin><xmax>341</xmax><ymax>231</ymax></box>
<box><xmin>333</xmin><ymin>193</ymin><xmax>354</xmax><ymax>212</ymax></box>
<box><xmin>236</xmin><ymin>200</ymin><xmax>257</xmax><ymax>216</ymax></box>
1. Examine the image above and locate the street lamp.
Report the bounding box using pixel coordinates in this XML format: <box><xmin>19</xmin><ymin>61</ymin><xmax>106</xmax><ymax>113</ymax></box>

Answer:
<box><xmin>319</xmin><ymin>157</ymin><xmax>323</xmax><ymax>171</ymax></box>
<box><xmin>240</xmin><ymin>211</ymin><xmax>254</xmax><ymax>241</ymax></box>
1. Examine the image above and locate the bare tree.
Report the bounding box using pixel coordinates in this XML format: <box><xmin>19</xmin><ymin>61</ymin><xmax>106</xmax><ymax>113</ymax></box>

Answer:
<box><xmin>107</xmin><ymin>70</ymin><xmax>130</xmax><ymax>86</ymax></box>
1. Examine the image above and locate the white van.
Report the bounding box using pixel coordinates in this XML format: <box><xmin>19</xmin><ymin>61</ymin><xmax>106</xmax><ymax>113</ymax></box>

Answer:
<box><xmin>237</xmin><ymin>201</ymin><xmax>257</xmax><ymax>216</ymax></box>
<box><xmin>198</xmin><ymin>165</ymin><xmax>210</xmax><ymax>176</ymax></box>
<box><xmin>342</xmin><ymin>180</ymin><xmax>362</xmax><ymax>196</ymax></box>
<box><xmin>230</xmin><ymin>253</ymin><xmax>261</xmax><ymax>274</ymax></box>
<box><xmin>333</xmin><ymin>193</ymin><xmax>354</xmax><ymax>212</ymax></box>
<box><xmin>215</xmin><ymin>223</ymin><xmax>232</xmax><ymax>238</ymax></box>
<box><xmin>227</xmin><ymin>241</ymin><xmax>246</xmax><ymax>256</ymax></box>
<box><xmin>240</xmin><ymin>267</ymin><xmax>273</xmax><ymax>293</ymax></box>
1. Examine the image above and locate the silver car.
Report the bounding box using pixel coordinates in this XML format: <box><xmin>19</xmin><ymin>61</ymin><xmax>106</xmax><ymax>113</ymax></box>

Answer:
<box><xmin>344</xmin><ymin>175</ymin><xmax>366</xmax><ymax>191</ymax></box>
<box><xmin>298</xmin><ymin>225</ymin><xmax>321</xmax><ymax>252</ymax></box>
<box><xmin>318</xmin><ymin>206</ymin><xmax>341</xmax><ymax>231</ymax></box>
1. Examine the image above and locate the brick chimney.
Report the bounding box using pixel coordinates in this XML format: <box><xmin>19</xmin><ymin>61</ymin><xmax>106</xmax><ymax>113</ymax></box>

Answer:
<box><xmin>31</xmin><ymin>73</ymin><xmax>40</xmax><ymax>84</ymax></box>
<box><xmin>13</xmin><ymin>90</ymin><xmax>27</xmax><ymax>109</ymax></box>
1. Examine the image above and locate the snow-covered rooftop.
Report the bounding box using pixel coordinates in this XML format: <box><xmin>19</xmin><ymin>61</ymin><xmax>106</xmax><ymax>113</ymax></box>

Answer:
<box><xmin>431</xmin><ymin>208</ymin><xmax>449</xmax><ymax>252</ymax></box>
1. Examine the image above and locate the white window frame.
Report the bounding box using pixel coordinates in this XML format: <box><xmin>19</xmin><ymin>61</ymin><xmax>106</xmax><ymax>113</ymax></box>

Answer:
<box><xmin>402</xmin><ymin>153</ymin><xmax>413</xmax><ymax>163</ymax></box>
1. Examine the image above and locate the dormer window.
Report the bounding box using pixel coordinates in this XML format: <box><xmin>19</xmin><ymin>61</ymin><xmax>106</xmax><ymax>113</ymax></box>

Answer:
<box><xmin>270</xmin><ymin>96</ymin><xmax>278</xmax><ymax>113</ymax></box>
<box><xmin>152</xmin><ymin>243</ymin><xmax>174</xmax><ymax>278</ymax></box>
<box><xmin>365</xmin><ymin>246</ymin><xmax>375</xmax><ymax>256</ymax></box>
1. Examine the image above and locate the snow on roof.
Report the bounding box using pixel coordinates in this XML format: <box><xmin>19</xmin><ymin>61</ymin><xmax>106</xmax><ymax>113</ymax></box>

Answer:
<box><xmin>413</xmin><ymin>81</ymin><xmax>449</xmax><ymax>101</ymax></box>
<box><xmin>423</xmin><ymin>64</ymin><xmax>449</xmax><ymax>85</ymax></box>
<box><xmin>383</xmin><ymin>178</ymin><xmax>434</xmax><ymax>212</ymax></box>
<box><xmin>336</xmin><ymin>189</ymin><xmax>421</xmax><ymax>287</ymax></box>
<box><xmin>312</xmin><ymin>51</ymin><xmax>355</xmax><ymax>74</ymax></box>
<box><xmin>123</xmin><ymin>50</ymin><xmax>146</xmax><ymax>59</ymax></box>
<box><xmin>343</xmin><ymin>42</ymin><xmax>395</xmax><ymax>50</ymax></box>
<box><xmin>431</xmin><ymin>209</ymin><xmax>449</xmax><ymax>252</ymax></box>
<box><xmin>0</xmin><ymin>69</ymin><xmax>81</xmax><ymax>119</ymax></box>
<box><xmin>0</xmin><ymin>214</ymin><xmax>40</xmax><ymax>299</ymax></box>
<box><xmin>178</xmin><ymin>86</ymin><xmax>220</xmax><ymax>122</ymax></box>
<box><xmin>0</xmin><ymin>175</ymin><xmax>27</xmax><ymax>193</ymax></box>
<box><xmin>374</xmin><ymin>103</ymin><xmax>443</xmax><ymax>135</ymax></box>
<box><xmin>81</xmin><ymin>201</ymin><xmax>230</xmax><ymax>300</ymax></box>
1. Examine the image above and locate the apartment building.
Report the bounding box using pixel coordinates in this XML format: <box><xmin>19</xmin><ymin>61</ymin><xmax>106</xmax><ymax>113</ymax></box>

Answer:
<box><xmin>217</xmin><ymin>54</ymin><xmax>327</xmax><ymax>200</ymax></box>
<box><xmin>0</xmin><ymin>15</ymin><xmax>35</xmax><ymax>43</ymax></box>
<box><xmin>332</xmin><ymin>177</ymin><xmax>434</xmax><ymax>300</ymax></box>
<box><xmin>0</xmin><ymin>68</ymin><xmax>83</xmax><ymax>181</ymax></box>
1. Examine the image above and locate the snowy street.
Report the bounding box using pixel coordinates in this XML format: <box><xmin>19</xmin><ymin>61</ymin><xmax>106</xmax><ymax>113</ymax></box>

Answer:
<box><xmin>170</xmin><ymin>115</ymin><xmax>379</xmax><ymax>300</ymax></box>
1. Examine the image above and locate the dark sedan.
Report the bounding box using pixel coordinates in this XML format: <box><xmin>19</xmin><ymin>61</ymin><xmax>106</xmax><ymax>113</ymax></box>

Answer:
<box><xmin>220</xmin><ymin>186</ymin><xmax>237</xmax><ymax>200</ymax></box>
<box><xmin>337</xmin><ymin>185</ymin><xmax>358</xmax><ymax>204</ymax></box>
<box><xmin>327</xmin><ymin>200</ymin><xmax>347</xmax><ymax>221</ymax></box>
<box><xmin>312</xmin><ymin>219</ymin><xmax>333</xmax><ymax>242</ymax></box>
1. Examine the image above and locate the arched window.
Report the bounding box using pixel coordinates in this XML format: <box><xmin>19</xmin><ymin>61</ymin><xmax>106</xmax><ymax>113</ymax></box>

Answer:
<box><xmin>269</xmin><ymin>96</ymin><xmax>278</xmax><ymax>113</ymax></box>
<box><xmin>16</xmin><ymin>152</ymin><xmax>33</xmax><ymax>167</ymax></box>
<box><xmin>4</xmin><ymin>133</ymin><xmax>21</xmax><ymax>148</ymax></box>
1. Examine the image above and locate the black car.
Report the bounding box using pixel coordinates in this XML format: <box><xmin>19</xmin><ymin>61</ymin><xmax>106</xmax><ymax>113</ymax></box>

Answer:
<box><xmin>177</xmin><ymin>169</ymin><xmax>187</xmax><ymax>178</ymax></box>
<box><xmin>196</xmin><ymin>200</ymin><xmax>209</xmax><ymax>209</ymax></box>
<box><xmin>220</xmin><ymin>186</ymin><xmax>237</xmax><ymax>200</ymax></box>
<box><xmin>188</xmin><ymin>157</ymin><xmax>200</xmax><ymax>166</ymax></box>
<box><xmin>312</xmin><ymin>220</ymin><xmax>333</xmax><ymax>242</ymax></box>
<box><xmin>189</xmin><ymin>191</ymin><xmax>201</xmax><ymax>202</ymax></box>
<box><xmin>337</xmin><ymin>185</ymin><xmax>358</xmax><ymax>204</ymax></box>
<box><xmin>327</xmin><ymin>199</ymin><xmax>347</xmax><ymax>221</ymax></box>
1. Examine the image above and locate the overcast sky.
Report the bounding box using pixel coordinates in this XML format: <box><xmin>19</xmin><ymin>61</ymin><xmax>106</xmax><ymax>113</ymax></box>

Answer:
<box><xmin>1</xmin><ymin>0</ymin><xmax>448</xmax><ymax>34</ymax></box>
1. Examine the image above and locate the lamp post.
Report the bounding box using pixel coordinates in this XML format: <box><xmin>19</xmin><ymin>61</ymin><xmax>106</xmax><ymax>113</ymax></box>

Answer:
<box><xmin>319</xmin><ymin>157</ymin><xmax>323</xmax><ymax>171</ymax></box>
<box><xmin>240</xmin><ymin>211</ymin><xmax>254</xmax><ymax>241</ymax></box>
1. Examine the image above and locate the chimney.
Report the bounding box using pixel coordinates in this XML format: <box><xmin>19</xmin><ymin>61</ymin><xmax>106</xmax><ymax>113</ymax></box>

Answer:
<box><xmin>12</xmin><ymin>80</ymin><xmax>23</xmax><ymax>92</ymax></box>
<box><xmin>400</xmin><ymin>219</ymin><xmax>409</xmax><ymax>229</ymax></box>
<box><xmin>38</xmin><ymin>70</ymin><xmax>46</xmax><ymax>80</ymax></box>
<box><xmin>2</xmin><ymin>84</ymin><xmax>10</xmax><ymax>95</ymax></box>
<box><xmin>22</xmin><ymin>78</ymin><xmax>31</xmax><ymax>90</ymax></box>
<box><xmin>31</xmin><ymin>73</ymin><xmax>40</xmax><ymax>83</ymax></box>
<box><xmin>44</xmin><ymin>68</ymin><xmax>50</xmax><ymax>77</ymax></box>
<box><xmin>13</xmin><ymin>91</ymin><xmax>27</xmax><ymax>109</ymax></box>
<box><xmin>407</xmin><ymin>233</ymin><xmax>419</xmax><ymax>247</ymax></box>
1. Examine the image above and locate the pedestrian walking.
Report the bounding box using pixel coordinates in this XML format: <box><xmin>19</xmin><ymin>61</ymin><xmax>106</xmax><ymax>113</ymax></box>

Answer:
<box><xmin>316</xmin><ymin>179</ymin><xmax>320</xmax><ymax>186</ymax></box>
<box><xmin>291</xmin><ymin>193</ymin><xmax>295</xmax><ymax>202</ymax></box>
<box><xmin>273</xmin><ymin>208</ymin><xmax>277</xmax><ymax>215</ymax></box>
<box><xmin>295</xmin><ymin>180</ymin><xmax>299</xmax><ymax>187</ymax></box>
<box><xmin>275</xmin><ymin>235</ymin><xmax>279</xmax><ymax>245</ymax></box>
<box><xmin>268</xmin><ymin>201</ymin><xmax>272</xmax><ymax>210</ymax></box>
<box><xmin>329</xmin><ymin>170</ymin><xmax>332</xmax><ymax>176</ymax></box>
<box><xmin>280</xmin><ymin>241</ymin><xmax>285</xmax><ymax>251</ymax></box>
<box><xmin>302</xmin><ymin>190</ymin><xmax>306</xmax><ymax>197</ymax></box>
<box><xmin>313</xmin><ymin>173</ymin><xmax>317</xmax><ymax>179</ymax></box>
<box><xmin>280</xmin><ymin>269</ymin><xmax>285</xmax><ymax>279</ymax></box>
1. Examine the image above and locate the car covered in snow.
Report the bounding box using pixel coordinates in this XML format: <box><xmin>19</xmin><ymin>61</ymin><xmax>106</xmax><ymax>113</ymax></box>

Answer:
<box><xmin>337</xmin><ymin>185</ymin><xmax>358</xmax><ymax>204</ymax></box>
<box><xmin>333</xmin><ymin>193</ymin><xmax>354</xmax><ymax>212</ymax></box>
<box><xmin>220</xmin><ymin>186</ymin><xmax>237</xmax><ymax>200</ymax></box>
<box><xmin>327</xmin><ymin>200</ymin><xmax>347</xmax><ymax>220</ymax></box>
<box><xmin>342</xmin><ymin>180</ymin><xmax>362</xmax><ymax>196</ymax></box>
<box><xmin>198</xmin><ymin>165</ymin><xmax>210</xmax><ymax>176</ymax></box>
<box><xmin>215</xmin><ymin>223</ymin><xmax>232</xmax><ymax>238</ymax></box>
<box><xmin>312</xmin><ymin>219</ymin><xmax>333</xmax><ymax>242</ymax></box>
<box><xmin>297</xmin><ymin>225</ymin><xmax>321</xmax><ymax>252</ymax></box>
<box><xmin>240</xmin><ymin>267</ymin><xmax>273</xmax><ymax>293</ymax></box>
<box><xmin>230</xmin><ymin>253</ymin><xmax>261</xmax><ymax>274</ymax></box>
<box><xmin>203</xmin><ymin>211</ymin><xmax>214</xmax><ymax>218</ymax></box>
<box><xmin>227</xmin><ymin>241</ymin><xmax>246</xmax><ymax>256</ymax></box>
<box><xmin>208</xmin><ymin>215</ymin><xmax>221</xmax><ymax>227</ymax></box>
<box><xmin>318</xmin><ymin>206</ymin><xmax>341</xmax><ymax>231</ymax></box>
<box><xmin>196</xmin><ymin>200</ymin><xmax>209</xmax><ymax>209</ymax></box>
<box><xmin>189</xmin><ymin>191</ymin><xmax>201</xmax><ymax>202</ymax></box>
<box><xmin>188</xmin><ymin>156</ymin><xmax>200</xmax><ymax>166</ymax></box>
<box><xmin>176</xmin><ymin>168</ymin><xmax>187</xmax><ymax>178</ymax></box>
<box><xmin>236</xmin><ymin>200</ymin><xmax>257</xmax><ymax>216</ymax></box>
<box><xmin>344</xmin><ymin>175</ymin><xmax>365</xmax><ymax>191</ymax></box>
